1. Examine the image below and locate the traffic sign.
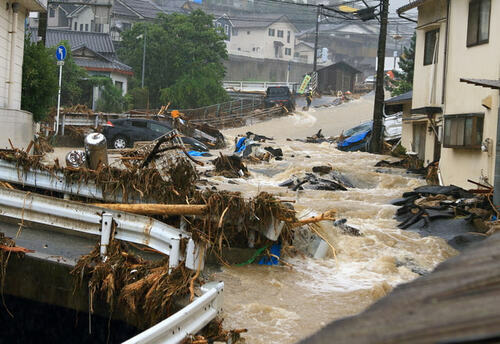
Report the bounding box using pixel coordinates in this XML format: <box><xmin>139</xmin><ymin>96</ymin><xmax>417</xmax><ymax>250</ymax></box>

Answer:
<box><xmin>56</xmin><ymin>45</ymin><xmax>67</xmax><ymax>61</ymax></box>
<box><xmin>56</xmin><ymin>60</ymin><xmax>65</xmax><ymax>66</ymax></box>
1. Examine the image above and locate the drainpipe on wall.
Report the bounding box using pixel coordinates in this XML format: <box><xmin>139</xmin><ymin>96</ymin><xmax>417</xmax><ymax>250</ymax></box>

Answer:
<box><xmin>493</xmin><ymin>101</ymin><xmax>500</xmax><ymax>207</ymax></box>
<box><xmin>7</xmin><ymin>2</ymin><xmax>20</xmax><ymax>109</ymax></box>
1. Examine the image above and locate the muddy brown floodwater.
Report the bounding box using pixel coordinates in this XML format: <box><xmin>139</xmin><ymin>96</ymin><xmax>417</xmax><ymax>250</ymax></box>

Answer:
<box><xmin>203</xmin><ymin>99</ymin><xmax>458</xmax><ymax>343</ymax></box>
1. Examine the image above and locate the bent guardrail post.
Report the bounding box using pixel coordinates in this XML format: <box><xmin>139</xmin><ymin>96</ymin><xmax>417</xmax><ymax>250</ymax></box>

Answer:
<box><xmin>100</xmin><ymin>213</ymin><xmax>113</xmax><ymax>258</ymax></box>
<box><xmin>0</xmin><ymin>187</ymin><xmax>204</xmax><ymax>271</ymax></box>
<box><xmin>123</xmin><ymin>281</ymin><xmax>224</xmax><ymax>344</ymax></box>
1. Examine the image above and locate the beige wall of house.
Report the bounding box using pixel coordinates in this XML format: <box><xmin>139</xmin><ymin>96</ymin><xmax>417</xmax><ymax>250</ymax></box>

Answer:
<box><xmin>0</xmin><ymin>0</ymin><xmax>45</xmax><ymax>150</ymax></box>
<box><xmin>401</xmin><ymin>103</ymin><xmax>413</xmax><ymax>149</ymax></box>
<box><xmin>228</xmin><ymin>21</ymin><xmax>296</xmax><ymax>61</ymax></box>
<box><xmin>439</xmin><ymin>0</ymin><xmax>500</xmax><ymax>188</ymax></box>
<box><xmin>412</xmin><ymin>0</ymin><xmax>447</xmax><ymax>109</ymax></box>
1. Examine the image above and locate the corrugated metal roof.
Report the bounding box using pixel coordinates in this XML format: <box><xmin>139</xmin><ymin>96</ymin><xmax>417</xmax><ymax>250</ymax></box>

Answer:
<box><xmin>460</xmin><ymin>78</ymin><xmax>500</xmax><ymax>90</ymax></box>
<box><xmin>317</xmin><ymin>61</ymin><xmax>361</xmax><ymax>75</ymax></box>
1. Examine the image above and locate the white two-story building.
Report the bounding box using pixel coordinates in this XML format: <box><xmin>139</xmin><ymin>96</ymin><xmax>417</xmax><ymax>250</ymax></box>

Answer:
<box><xmin>215</xmin><ymin>14</ymin><xmax>298</xmax><ymax>61</ymax></box>
<box><xmin>0</xmin><ymin>0</ymin><xmax>47</xmax><ymax>149</ymax></box>
<box><xmin>398</xmin><ymin>0</ymin><xmax>499</xmax><ymax>195</ymax></box>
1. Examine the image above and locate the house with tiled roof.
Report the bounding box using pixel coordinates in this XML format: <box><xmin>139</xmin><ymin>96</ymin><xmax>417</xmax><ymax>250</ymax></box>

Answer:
<box><xmin>29</xmin><ymin>27</ymin><xmax>133</xmax><ymax>109</ymax></box>
<box><xmin>45</xmin><ymin>0</ymin><xmax>166</xmax><ymax>41</ymax></box>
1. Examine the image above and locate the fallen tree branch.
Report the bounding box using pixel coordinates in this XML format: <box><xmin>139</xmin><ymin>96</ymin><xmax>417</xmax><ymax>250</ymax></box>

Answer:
<box><xmin>291</xmin><ymin>210</ymin><xmax>336</xmax><ymax>227</ymax></box>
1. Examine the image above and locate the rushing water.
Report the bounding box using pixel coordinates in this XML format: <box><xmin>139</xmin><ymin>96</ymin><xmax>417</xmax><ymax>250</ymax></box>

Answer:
<box><xmin>202</xmin><ymin>102</ymin><xmax>457</xmax><ymax>343</ymax></box>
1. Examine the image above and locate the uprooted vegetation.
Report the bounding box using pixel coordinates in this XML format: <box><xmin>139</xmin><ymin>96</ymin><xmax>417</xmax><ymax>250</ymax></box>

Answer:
<box><xmin>71</xmin><ymin>240</ymin><xmax>193</xmax><ymax>329</ymax></box>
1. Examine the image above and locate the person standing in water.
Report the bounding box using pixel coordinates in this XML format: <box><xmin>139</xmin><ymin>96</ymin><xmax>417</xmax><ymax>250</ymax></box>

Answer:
<box><xmin>305</xmin><ymin>89</ymin><xmax>313</xmax><ymax>110</ymax></box>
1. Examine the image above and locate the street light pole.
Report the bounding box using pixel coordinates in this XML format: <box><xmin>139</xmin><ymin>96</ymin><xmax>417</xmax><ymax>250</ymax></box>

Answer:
<box><xmin>141</xmin><ymin>30</ymin><xmax>146</xmax><ymax>88</ymax></box>
<box><xmin>370</xmin><ymin>0</ymin><xmax>389</xmax><ymax>154</ymax></box>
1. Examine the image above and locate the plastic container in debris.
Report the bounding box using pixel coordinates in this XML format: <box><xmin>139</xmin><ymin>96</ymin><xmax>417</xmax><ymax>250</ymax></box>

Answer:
<box><xmin>65</xmin><ymin>150</ymin><xmax>87</xmax><ymax>168</ymax></box>
<box><xmin>84</xmin><ymin>133</ymin><xmax>108</xmax><ymax>170</ymax></box>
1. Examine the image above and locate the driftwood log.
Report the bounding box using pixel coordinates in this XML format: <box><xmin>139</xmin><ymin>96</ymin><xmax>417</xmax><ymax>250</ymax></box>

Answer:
<box><xmin>90</xmin><ymin>203</ymin><xmax>207</xmax><ymax>216</ymax></box>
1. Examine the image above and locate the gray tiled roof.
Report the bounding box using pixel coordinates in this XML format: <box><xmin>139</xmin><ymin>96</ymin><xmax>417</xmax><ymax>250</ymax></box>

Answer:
<box><xmin>385</xmin><ymin>91</ymin><xmax>413</xmax><ymax>105</ymax></box>
<box><xmin>74</xmin><ymin>56</ymin><xmax>133</xmax><ymax>73</ymax></box>
<box><xmin>117</xmin><ymin>0</ymin><xmax>165</xmax><ymax>19</ymax></box>
<box><xmin>231</xmin><ymin>14</ymin><xmax>295</xmax><ymax>30</ymax></box>
<box><xmin>44</xmin><ymin>28</ymin><xmax>116</xmax><ymax>54</ymax></box>
<box><xmin>112</xmin><ymin>0</ymin><xmax>139</xmax><ymax>17</ymax></box>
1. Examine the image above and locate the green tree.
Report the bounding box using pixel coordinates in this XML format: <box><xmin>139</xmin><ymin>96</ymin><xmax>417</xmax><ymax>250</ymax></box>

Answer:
<box><xmin>21</xmin><ymin>36</ymin><xmax>58</xmax><ymax>122</ymax></box>
<box><xmin>118</xmin><ymin>10</ymin><xmax>228</xmax><ymax>108</ymax></box>
<box><xmin>50</xmin><ymin>41</ymin><xmax>88</xmax><ymax>106</ymax></box>
<box><xmin>388</xmin><ymin>33</ymin><xmax>415</xmax><ymax>97</ymax></box>
<box><xmin>90</xmin><ymin>77</ymin><xmax>126</xmax><ymax>113</ymax></box>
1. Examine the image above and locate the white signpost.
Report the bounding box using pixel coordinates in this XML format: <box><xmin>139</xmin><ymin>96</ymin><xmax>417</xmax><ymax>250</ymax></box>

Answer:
<box><xmin>55</xmin><ymin>45</ymin><xmax>66</xmax><ymax>135</ymax></box>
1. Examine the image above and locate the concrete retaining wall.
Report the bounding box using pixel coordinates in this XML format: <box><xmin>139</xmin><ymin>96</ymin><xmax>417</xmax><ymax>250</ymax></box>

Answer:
<box><xmin>224</xmin><ymin>55</ymin><xmax>312</xmax><ymax>83</ymax></box>
<box><xmin>0</xmin><ymin>108</ymin><xmax>34</xmax><ymax>150</ymax></box>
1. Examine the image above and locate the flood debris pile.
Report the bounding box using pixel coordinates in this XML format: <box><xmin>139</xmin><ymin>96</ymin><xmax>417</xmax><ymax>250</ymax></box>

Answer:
<box><xmin>393</xmin><ymin>185</ymin><xmax>497</xmax><ymax>250</ymax></box>
<box><xmin>232</xmin><ymin>132</ymin><xmax>283</xmax><ymax>162</ymax></box>
<box><xmin>72</xmin><ymin>240</ymin><xmax>194</xmax><ymax>329</ymax></box>
<box><xmin>0</xmin><ymin>142</ymin><xmax>198</xmax><ymax>204</ymax></box>
<box><xmin>183</xmin><ymin>320</ymin><xmax>247</xmax><ymax>344</ymax></box>
<box><xmin>189</xmin><ymin>191</ymin><xmax>296</xmax><ymax>256</ymax></box>
<box><xmin>212</xmin><ymin>154</ymin><xmax>249</xmax><ymax>178</ymax></box>
<box><xmin>279</xmin><ymin>169</ymin><xmax>354</xmax><ymax>191</ymax></box>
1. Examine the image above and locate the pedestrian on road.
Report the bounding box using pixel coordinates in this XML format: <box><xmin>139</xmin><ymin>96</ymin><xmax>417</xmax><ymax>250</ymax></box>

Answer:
<box><xmin>305</xmin><ymin>89</ymin><xmax>313</xmax><ymax>110</ymax></box>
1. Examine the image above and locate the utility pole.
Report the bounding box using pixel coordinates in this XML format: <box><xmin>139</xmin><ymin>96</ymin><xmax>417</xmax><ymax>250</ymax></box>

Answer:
<box><xmin>370</xmin><ymin>0</ymin><xmax>389</xmax><ymax>154</ymax></box>
<box><xmin>141</xmin><ymin>29</ymin><xmax>146</xmax><ymax>88</ymax></box>
<box><xmin>313</xmin><ymin>5</ymin><xmax>322</xmax><ymax>72</ymax></box>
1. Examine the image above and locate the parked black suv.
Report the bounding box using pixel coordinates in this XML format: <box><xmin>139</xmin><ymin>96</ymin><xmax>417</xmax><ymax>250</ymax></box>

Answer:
<box><xmin>264</xmin><ymin>86</ymin><xmax>295</xmax><ymax>111</ymax></box>
<box><xmin>102</xmin><ymin>118</ymin><xmax>208</xmax><ymax>151</ymax></box>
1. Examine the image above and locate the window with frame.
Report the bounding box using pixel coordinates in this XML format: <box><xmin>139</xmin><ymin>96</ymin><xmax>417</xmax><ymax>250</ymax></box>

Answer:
<box><xmin>443</xmin><ymin>113</ymin><xmax>484</xmax><ymax>149</ymax></box>
<box><xmin>85</xmin><ymin>24</ymin><xmax>89</xmax><ymax>31</ymax></box>
<box><xmin>49</xmin><ymin>7</ymin><xmax>56</xmax><ymax>17</ymax></box>
<box><xmin>467</xmin><ymin>0</ymin><xmax>490</xmax><ymax>46</ymax></box>
<box><xmin>285</xmin><ymin>48</ymin><xmax>291</xmax><ymax>56</ymax></box>
<box><xmin>74</xmin><ymin>22</ymin><xmax>78</xmax><ymax>31</ymax></box>
<box><xmin>224</xmin><ymin>24</ymin><xmax>229</xmax><ymax>35</ymax></box>
<box><xmin>268</xmin><ymin>28</ymin><xmax>275</xmax><ymax>36</ymax></box>
<box><xmin>277</xmin><ymin>30</ymin><xmax>283</xmax><ymax>38</ymax></box>
<box><xmin>424</xmin><ymin>29</ymin><xmax>439</xmax><ymax>65</ymax></box>
<box><xmin>287</xmin><ymin>31</ymin><xmax>291</xmax><ymax>43</ymax></box>
<box><xmin>80</xmin><ymin>24</ymin><xmax>83</xmax><ymax>31</ymax></box>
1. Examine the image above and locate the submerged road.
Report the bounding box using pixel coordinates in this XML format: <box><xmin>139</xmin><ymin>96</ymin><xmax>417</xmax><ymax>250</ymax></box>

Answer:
<box><xmin>224</xmin><ymin>93</ymin><xmax>375</xmax><ymax>140</ymax></box>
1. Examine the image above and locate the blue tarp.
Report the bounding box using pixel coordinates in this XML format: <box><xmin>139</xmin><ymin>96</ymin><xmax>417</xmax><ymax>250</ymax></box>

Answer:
<box><xmin>338</xmin><ymin>130</ymin><xmax>370</xmax><ymax>147</ymax></box>
<box><xmin>258</xmin><ymin>243</ymin><xmax>281</xmax><ymax>265</ymax></box>
<box><xmin>188</xmin><ymin>151</ymin><xmax>210</xmax><ymax>157</ymax></box>
<box><xmin>235</xmin><ymin>137</ymin><xmax>247</xmax><ymax>153</ymax></box>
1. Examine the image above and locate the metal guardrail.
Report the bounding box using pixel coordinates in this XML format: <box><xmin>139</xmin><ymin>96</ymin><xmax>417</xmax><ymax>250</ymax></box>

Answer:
<box><xmin>223</xmin><ymin>81</ymin><xmax>299</xmax><ymax>92</ymax></box>
<box><xmin>0</xmin><ymin>159</ymin><xmax>126</xmax><ymax>202</ymax></box>
<box><xmin>124</xmin><ymin>281</ymin><xmax>224</xmax><ymax>344</ymax></box>
<box><xmin>0</xmin><ymin>186</ymin><xmax>203</xmax><ymax>270</ymax></box>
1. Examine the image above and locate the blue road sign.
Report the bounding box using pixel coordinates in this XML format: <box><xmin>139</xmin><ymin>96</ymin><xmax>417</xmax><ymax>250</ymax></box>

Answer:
<box><xmin>56</xmin><ymin>45</ymin><xmax>67</xmax><ymax>61</ymax></box>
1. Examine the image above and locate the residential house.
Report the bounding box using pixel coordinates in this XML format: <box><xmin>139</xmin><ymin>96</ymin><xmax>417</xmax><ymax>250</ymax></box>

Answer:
<box><xmin>30</xmin><ymin>28</ymin><xmax>133</xmax><ymax>109</ymax></box>
<box><xmin>214</xmin><ymin>14</ymin><xmax>298</xmax><ymax>61</ymax></box>
<box><xmin>397</xmin><ymin>0</ymin><xmax>500</xmax><ymax>193</ymax></box>
<box><xmin>45</xmin><ymin>0</ymin><xmax>165</xmax><ymax>42</ymax></box>
<box><xmin>0</xmin><ymin>0</ymin><xmax>47</xmax><ymax>149</ymax></box>
<box><xmin>293</xmin><ymin>41</ymin><xmax>314</xmax><ymax>64</ymax></box>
